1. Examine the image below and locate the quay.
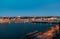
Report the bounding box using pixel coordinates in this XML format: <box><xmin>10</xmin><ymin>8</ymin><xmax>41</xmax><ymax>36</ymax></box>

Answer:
<box><xmin>26</xmin><ymin>22</ymin><xmax>60</xmax><ymax>39</ymax></box>
<box><xmin>31</xmin><ymin>21</ymin><xmax>59</xmax><ymax>24</ymax></box>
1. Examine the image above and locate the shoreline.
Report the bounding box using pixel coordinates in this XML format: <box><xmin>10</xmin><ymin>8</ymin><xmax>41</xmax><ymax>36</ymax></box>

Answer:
<box><xmin>0</xmin><ymin>16</ymin><xmax>59</xmax><ymax>24</ymax></box>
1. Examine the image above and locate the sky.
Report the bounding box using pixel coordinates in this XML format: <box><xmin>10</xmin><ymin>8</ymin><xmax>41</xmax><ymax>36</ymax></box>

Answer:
<box><xmin>0</xmin><ymin>0</ymin><xmax>60</xmax><ymax>16</ymax></box>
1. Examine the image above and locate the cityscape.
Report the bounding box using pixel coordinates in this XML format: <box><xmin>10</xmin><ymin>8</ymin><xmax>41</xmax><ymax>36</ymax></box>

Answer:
<box><xmin>0</xmin><ymin>16</ymin><xmax>60</xmax><ymax>39</ymax></box>
<box><xmin>0</xmin><ymin>16</ymin><xmax>60</xmax><ymax>23</ymax></box>
<box><xmin>0</xmin><ymin>0</ymin><xmax>60</xmax><ymax>39</ymax></box>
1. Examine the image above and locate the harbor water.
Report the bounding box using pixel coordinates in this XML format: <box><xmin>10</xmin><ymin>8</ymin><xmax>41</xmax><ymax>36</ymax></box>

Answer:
<box><xmin>0</xmin><ymin>23</ymin><xmax>57</xmax><ymax>39</ymax></box>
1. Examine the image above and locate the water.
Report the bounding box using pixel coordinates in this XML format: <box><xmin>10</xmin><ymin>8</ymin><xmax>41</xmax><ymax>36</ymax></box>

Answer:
<box><xmin>0</xmin><ymin>23</ymin><xmax>57</xmax><ymax>39</ymax></box>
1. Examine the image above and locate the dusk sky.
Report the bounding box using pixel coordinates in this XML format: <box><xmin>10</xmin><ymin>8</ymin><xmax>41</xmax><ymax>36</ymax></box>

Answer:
<box><xmin>0</xmin><ymin>0</ymin><xmax>60</xmax><ymax>16</ymax></box>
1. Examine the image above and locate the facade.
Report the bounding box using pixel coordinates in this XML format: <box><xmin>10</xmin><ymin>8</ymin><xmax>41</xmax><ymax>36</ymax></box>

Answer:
<box><xmin>0</xmin><ymin>16</ymin><xmax>60</xmax><ymax>23</ymax></box>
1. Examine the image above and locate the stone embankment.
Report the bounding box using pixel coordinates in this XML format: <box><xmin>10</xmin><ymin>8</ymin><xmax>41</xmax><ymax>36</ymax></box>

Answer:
<box><xmin>26</xmin><ymin>24</ymin><xmax>59</xmax><ymax>39</ymax></box>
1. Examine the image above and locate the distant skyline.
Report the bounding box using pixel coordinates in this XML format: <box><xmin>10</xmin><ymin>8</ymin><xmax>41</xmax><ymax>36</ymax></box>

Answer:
<box><xmin>0</xmin><ymin>0</ymin><xmax>60</xmax><ymax>16</ymax></box>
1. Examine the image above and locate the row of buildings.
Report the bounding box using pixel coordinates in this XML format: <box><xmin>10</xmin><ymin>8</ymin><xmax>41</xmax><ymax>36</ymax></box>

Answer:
<box><xmin>0</xmin><ymin>16</ymin><xmax>60</xmax><ymax>23</ymax></box>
